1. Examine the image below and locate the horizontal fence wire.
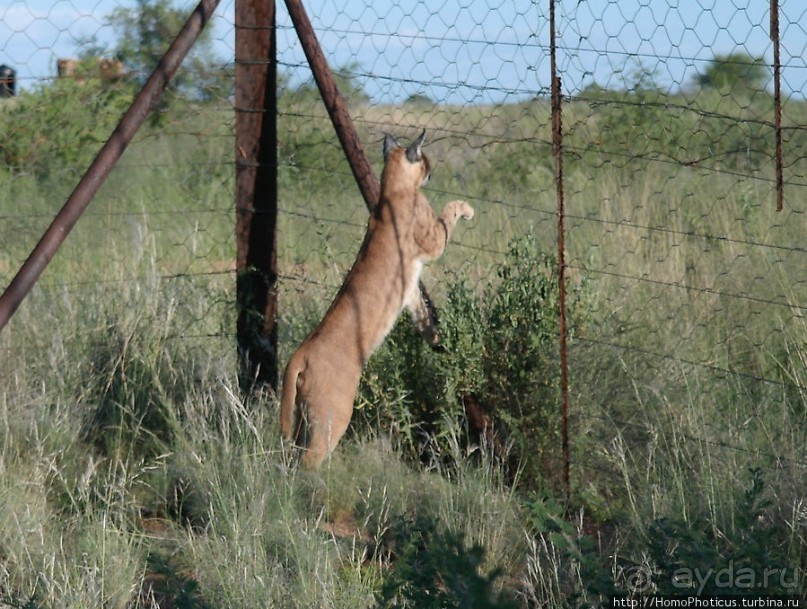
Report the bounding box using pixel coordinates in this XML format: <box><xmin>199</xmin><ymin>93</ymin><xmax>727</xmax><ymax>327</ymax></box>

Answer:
<box><xmin>1</xmin><ymin>1</ymin><xmax>806</xmax><ymax>493</ymax></box>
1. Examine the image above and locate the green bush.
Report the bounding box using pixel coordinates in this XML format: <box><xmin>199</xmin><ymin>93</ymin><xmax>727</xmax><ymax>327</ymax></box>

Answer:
<box><xmin>524</xmin><ymin>469</ymin><xmax>804</xmax><ymax>605</ymax></box>
<box><xmin>0</xmin><ymin>75</ymin><xmax>133</xmax><ymax>181</ymax></box>
<box><xmin>525</xmin><ymin>497</ymin><xmax>619</xmax><ymax>606</ymax></box>
<box><xmin>644</xmin><ymin>468</ymin><xmax>801</xmax><ymax>597</ymax></box>
<box><xmin>357</xmin><ymin>233</ymin><xmax>590</xmax><ymax>491</ymax></box>
<box><xmin>378</xmin><ymin>513</ymin><xmax>518</xmax><ymax>609</ymax></box>
<box><xmin>575</xmin><ymin>69</ymin><xmax>777</xmax><ymax>174</ymax></box>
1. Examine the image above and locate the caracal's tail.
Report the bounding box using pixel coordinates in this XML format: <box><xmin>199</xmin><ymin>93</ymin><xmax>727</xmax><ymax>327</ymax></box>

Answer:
<box><xmin>279</xmin><ymin>354</ymin><xmax>304</xmax><ymax>441</ymax></box>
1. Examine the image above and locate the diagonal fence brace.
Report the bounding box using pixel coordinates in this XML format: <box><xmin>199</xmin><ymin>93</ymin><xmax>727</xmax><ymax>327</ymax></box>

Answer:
<box><xmin>284</xmin><ymin>0</ymin><xmax>443</xmax><ymax>347</ymax></box>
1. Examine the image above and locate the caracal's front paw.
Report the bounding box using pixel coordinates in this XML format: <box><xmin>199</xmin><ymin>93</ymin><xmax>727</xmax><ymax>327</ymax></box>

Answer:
<box><xmin>453</xmin><ymin>200</ymin><xmax>474</xmax><ymax>220</ymax></box>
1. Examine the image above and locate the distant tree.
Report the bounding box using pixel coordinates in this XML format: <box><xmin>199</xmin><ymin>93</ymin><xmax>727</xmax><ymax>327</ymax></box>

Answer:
<box><xmin>106</xmin><ymin>0</ymin><xmax>228</xmax><ymax>105</ymax></box>
<box><xmin>332</xmin><ymin>63</ymin><xmax>369</xmax><ymax>104</ymax></box>
<box><xmin>696</xmin><ymin>52</ymin><xmax>769</xmax><ymax>93</ymax></box>
<box><xmin>404</xmin><ymin>93</ymin><xmax>434</xmax><ymax>106</ymax></box>
<box><xmin>578</xmin><ymin>64</ymin><xmax>661</xmax><ymax>101</ymax></box>
<box><xmin>579</xmin><ymin>81</ymin><xmax>609</xmax><ymax>100</ymax></box>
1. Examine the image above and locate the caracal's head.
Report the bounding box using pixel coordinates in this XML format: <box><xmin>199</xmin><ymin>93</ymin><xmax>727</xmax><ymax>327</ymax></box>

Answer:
<box><xmin>381</xmin><ymin>130</ymin><xmax>432</xmax><ymax>190</ymax></box>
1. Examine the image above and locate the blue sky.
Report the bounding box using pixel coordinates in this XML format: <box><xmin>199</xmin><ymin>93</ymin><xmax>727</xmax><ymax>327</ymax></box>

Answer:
<box><xmin>1</xmin><ymin>0</ymin><xmax>805</xmax><ymax>102</ymax></box>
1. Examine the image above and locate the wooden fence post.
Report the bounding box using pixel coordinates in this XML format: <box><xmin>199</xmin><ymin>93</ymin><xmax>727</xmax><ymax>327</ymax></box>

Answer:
<box><xmin>235</xmin><ymin>0</ymin><xmax>279</xmax><ymax>392</ymax></box>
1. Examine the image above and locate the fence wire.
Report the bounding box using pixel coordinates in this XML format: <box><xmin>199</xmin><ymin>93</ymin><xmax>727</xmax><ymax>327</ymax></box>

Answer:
<box><xmin>1</xmin><ymin>0</ymin><xmax>806</xmax><ymax>486</ymax></box>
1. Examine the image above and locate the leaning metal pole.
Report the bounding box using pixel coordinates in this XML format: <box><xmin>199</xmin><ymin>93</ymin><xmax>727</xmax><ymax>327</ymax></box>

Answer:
<box><xmin>0</xmin><ymin>0</ymin><xmax>221</xmax><ymax>333</ymax></box>
<box><xmin>283</xmin><ymin>0</ymin><xmax>443</xmax><ymax>347</ymax></box>
<box><xmin>284</xmin><ymin>0</ymin><xmax>379</xmax><ymax>208</ymax></box>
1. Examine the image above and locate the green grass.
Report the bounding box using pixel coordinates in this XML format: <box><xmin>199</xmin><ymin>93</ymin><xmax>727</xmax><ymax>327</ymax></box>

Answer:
<box><xmin>1</xmin><ymin>85</ymin><xmax>806</xmax><ymax>606</ymax></box>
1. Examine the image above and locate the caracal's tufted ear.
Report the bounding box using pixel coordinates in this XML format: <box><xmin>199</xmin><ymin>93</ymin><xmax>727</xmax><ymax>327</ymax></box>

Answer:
<box><xmin>405</xmin><ymin>129</ymin><xmax>426</xmax><ymax>163</ymax></box>
<box><xmin>383</xmin><ymin>133</ymin><xmax>399</xmax><ymax>162</ymax></box>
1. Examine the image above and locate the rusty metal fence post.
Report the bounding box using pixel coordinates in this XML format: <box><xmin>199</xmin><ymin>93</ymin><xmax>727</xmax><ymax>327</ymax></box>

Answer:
<box><xmin>550</xmin><ymin>0</ymin><xmax>571</xmax><ymax>505</ymax></box>
<box><xmin>771</xmin><ymin>0</ymin><xmax>784</xmax><ymax>212</ymax></box>
<box><xmin>235</xmin><ymin>0</ymin><xmax>279</xmax><ymax>392</ymax></box>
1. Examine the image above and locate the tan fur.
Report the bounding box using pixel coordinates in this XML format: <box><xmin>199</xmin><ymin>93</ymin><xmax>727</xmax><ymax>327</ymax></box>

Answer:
<box><xmin>279</xmin><ymin>131</ymin><xmax>474</xmax><ymax>468</ymax></box>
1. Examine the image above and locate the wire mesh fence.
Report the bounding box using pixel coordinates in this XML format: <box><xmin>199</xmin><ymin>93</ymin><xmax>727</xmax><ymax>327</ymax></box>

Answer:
<box><xmin>1</xmin><ymin>0</ymin><xmax>806</xmax><ymax>487</ymax></box>
<box><xmin>272</xmin><ymin>0</ymin><xmax>807</xmax><ymax>485</ymax></box>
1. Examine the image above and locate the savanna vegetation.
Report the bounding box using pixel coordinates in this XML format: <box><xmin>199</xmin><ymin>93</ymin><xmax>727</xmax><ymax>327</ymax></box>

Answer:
<box><xmin>0</xmin><ymin>4</ymin><xmax>805</xmax><ymax>605</ymax></box>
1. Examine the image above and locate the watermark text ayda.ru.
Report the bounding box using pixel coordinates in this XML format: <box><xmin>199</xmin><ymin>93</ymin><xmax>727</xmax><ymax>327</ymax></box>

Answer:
<box><xmin>618</xmin><ymin>563</ymin><xmax>800</xmax><ymax>595</ymax></box>
<box><xmin>672</xmin><ymin>563</ymin><xmax>798</xmax><ymax>594</ymax></box>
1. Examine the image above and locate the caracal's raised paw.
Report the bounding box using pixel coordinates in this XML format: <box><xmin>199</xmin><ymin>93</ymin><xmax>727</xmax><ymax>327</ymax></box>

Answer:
<box><xmin>445</xmin><ymin>200</ymin><xmax>474</xmax><ymax>221</ymax></box>
<box><xmin>459</xmin><ymin>201</ymin><xmax>474</xmax><ymax>220</ymax></box>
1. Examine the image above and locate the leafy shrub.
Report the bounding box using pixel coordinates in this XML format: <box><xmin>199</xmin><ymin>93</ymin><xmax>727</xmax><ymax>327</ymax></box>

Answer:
<box><xmin>525</xmin><ymin>497</ymin><xmax>619</xmax><ymax>606</ymax></box>
<box><xmin>0</xmin><ymin>74</ymin><xmax>133</xmax><ymax>181</ymax></box>
<box><xmin>378</xmin><ymin>513</ymin><xmax>518</xmax><ymax>609</ymax></box>
<box><xmin>276</xmin><ymin>108</ymin><xmax>354</xmax><ymax>192</ymax></box>
<box><xmin>576</xmin><ymin>66</ymin><xmax>776</xmax><ymax>174</ymax></box>
<box><xmin>357</xmin><ymin>233</ymin><xmax>590</xmax><ymax>491</ymax></box>
<box><xmin>523</xmin><ymin>469</ymin><xmax>803</xmax><ymax>605</ymax></box>
<box><xmin>475</xmin><ymin>140</ymin><xmax>554</xmax><ymax>200</ymax></box>
<box><xmin>82</xmin><ymin>324</ymin><xmax>177</xmax><ymax>459</ymax></box>
<box><xmin>644</xmin><ymin>468</ymin><xmax>801</xmax><ymax>597</ymax></box>
<box><xmin>80</xmin><ymin>305</ymin><xmax>205</xmax><ymax>461</ymax></box>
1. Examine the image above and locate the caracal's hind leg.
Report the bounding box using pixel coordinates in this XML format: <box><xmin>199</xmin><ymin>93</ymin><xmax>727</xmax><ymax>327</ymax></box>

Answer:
<box><xmin>300</xmin><ymin>402</ymin><xmax>353</xmax><ymax>469</ymax></box>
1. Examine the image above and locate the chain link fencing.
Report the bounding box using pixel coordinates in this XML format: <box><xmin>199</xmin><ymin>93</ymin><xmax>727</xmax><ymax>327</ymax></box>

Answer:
<box><xmin>1</xmin><ymin>1</ymin><xmax>806</xmax><ymax>496</ymax></box>
<box><xmin>272</xmin><ymin>0</ymin><xmax>807</xmax><ymax>493</ymax></box>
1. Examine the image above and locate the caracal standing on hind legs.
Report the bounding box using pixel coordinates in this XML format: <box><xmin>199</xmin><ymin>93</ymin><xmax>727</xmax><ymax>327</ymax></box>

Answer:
<box><xmin>279</xmin><ymin>130</ymin><xmax>475</xmax><ymax>469</ymax></box>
